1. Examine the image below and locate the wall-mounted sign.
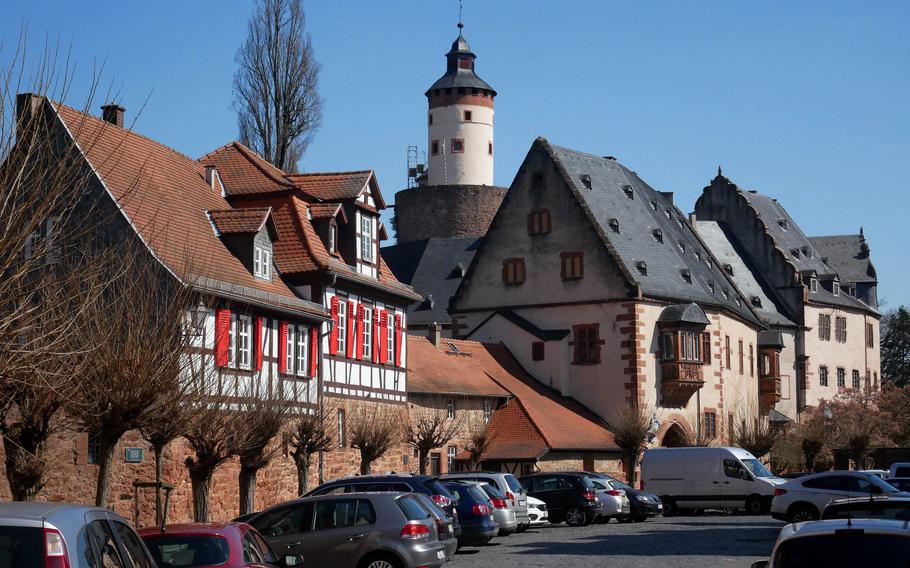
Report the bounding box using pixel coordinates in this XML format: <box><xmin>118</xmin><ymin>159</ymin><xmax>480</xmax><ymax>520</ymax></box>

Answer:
<box><xmin>124</xmin><ymin>447</ymin><xmax>144</xmax><ymax>463</ymax></box>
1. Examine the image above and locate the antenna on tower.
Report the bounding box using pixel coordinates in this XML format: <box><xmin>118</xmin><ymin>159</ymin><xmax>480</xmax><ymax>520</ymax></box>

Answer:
<box><xmin>458</xmin><ymin>0</ymin><xmax>464</xmax><ymax>30</ymax></box>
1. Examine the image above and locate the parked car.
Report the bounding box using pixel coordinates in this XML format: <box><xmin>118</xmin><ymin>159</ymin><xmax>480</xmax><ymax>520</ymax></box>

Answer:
<box><xmin>770</xmin><ymin>471</ymin><xmax>907</xmax><ymax>523</ymax></box>
<box><xmin>140</xmin><ymin>522</ymin><xmax>302</xmax><ymax>567</ymax></box>
<box><xmin>412</xmin><ymin>494</ymin><xmax>458</xmax><ymax>561</ymax></box>
<box><xmin>440</xmin><ymin>472</ymin><xmax>530</xmax><ymax>531</ymax></box>
<box><xmin>526</xmin><ymin>496</ymin><xmax>549</xmax><ymax>525</ymax></box>
<box><xmin>587</xmin><ymin>475</ymin><xmax>627</xmax><ymax>522</ymax></box>
<box><xmin>778</xmin><ymin>472</ymin><xmax>811</xmax><ymax>480</ymax></box>
<box><xmin>859</xmin><ymin>469</ymin><xmax>889</xmax><ymax>480</ymax></box>
<box><xmin>441</xmin><ymin>482</ymin><xmax>498</xmax><ymax>547</ymax></box>
<box><xmin>821</xmin><ymin>496</ymin><xmax>910</xmax><ymax>521</ymax></box>
<box><xmin>886</xmin><ymin>477</ymin><xmax>910</xmax><ymax>492</ymax></box>
<box><xmin>458</xmin><ymin>481</ymin><xmax>517</xmax><ymax>535</ymax></box>
<box><xmin>888</xmin><ymin>462</ymin><xmax>910</xmax><ymax>479</ymax></box>
<box><xmin>751</xmin><ymin>518</ymin><xmax>910</xmax><ymax>568</ymax></box>
<box><xmin>601</xmin><ymin>477</ymin><xmax>663</xmax><ymax>522</ymax></box>
<box><xmin>247</xmin><ymin>492</ymin><xmax>448</xmax><ymax>568</ymax></box>
<box><xmin>519</xmin><ymin>472</ymin><xmax>600</xmax><ymax>527</ymax></box>
<box><xmin>641</xmin><ymin>447</ymin><xmax>785</xmax><ymax>515</ymax></box>
<box><xmin>305</xmin><ymin>474</ymin><xmax>458</xmax><ymax>521</ymax></box>
<box><xmin>0</xmin><ymin>502</ymin><xmax>156</xmax><ymax>568</ymax></box>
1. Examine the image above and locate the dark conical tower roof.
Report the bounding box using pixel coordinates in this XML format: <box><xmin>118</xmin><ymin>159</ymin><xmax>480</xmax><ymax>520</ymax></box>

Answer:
<box><xmin>426</xmin><ymin>24</ymin><xmax>496</xmax><ymax>96</ymax></box>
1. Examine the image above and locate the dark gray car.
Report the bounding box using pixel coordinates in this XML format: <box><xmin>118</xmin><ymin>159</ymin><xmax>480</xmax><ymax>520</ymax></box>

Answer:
<box><xmin>0</xmin><ymin>502</ymin><xmax>156</xmax><ymax>568</ymax></box>
<box><xmin>248</xmin><ymin>492</ymin><xmax>448</xmax><ymax>568</ymax></box>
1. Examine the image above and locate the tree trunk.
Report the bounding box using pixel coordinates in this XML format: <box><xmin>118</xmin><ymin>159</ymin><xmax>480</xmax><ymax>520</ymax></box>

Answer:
<box><xmin>154</xmin><ymin>445</ymin><xmax>164</xmax><ymax>525</ymax></box>
<box><xmin>360</xmin><ymin>454</ymin><xmax>371</xmax><ymax>475</ymax></box>
<box><xmin>239</xmin><ymin>466</ymin><xmax>257</xmax><ymax>517</ymax></box>
<box><xmin>418</xmin><ymin>448</ymin><xmax>429</xmax><ymax>475</ymax></box>
<box><xmin>94</xmin><ymin>439</ymin><xmax>117</xmax><ymax>507</ymax></box>
<box><xmin>296</xmin><ymin>453</ymin><xmax>310</xmax><ymax>497</ymax></box>
<box><xmin>190</xmin><ymin>471</ymin><xmax>211</xmax><ymax>522</ymax></box>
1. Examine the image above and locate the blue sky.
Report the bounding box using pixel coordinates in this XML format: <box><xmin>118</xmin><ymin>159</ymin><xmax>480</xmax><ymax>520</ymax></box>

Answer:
<box><xmin>2</xmin><ymin>1</ymin><xmax>908</xmax><ymax>307</ymax></box>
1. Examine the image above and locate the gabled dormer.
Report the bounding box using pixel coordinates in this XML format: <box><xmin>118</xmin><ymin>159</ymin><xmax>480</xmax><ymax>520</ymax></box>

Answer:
<box><xmin>309</xmin><ymin>203</ymin><xmax>348</xmax><ymax>257</ymax></box>
<box><xmin>207</xmin><ymin>207</ymin><xmax>276</xmax><ymax>280</ymax></box>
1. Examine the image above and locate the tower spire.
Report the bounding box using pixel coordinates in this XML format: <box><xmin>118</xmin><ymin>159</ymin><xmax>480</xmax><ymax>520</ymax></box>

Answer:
<box><xmin>458</xmin><ymin>0</ymin><xmax>463</xmax><ymax>31</ymax></box>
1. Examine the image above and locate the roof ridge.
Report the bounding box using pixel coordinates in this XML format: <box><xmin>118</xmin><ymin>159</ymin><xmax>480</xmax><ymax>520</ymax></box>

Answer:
<box><xmin>230</xmin><ymin>142</ymin><xmax>295</xmax><ymax>188</ymax></box>
<box><xmin>289</xmin><ymin>197</ymin><xmax>329</xmax><ymax>271</ymax></box>
<box><xmin>287</xmin><ymin>169</ymin><xmax>373</xmax><ymax>177</ymax></box>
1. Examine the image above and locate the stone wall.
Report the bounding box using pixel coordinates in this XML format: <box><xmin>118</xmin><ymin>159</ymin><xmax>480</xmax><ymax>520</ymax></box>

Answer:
<box><xmin>393</xmin><ymin>184</ymin><xmax>507</xmax><ymax>243</ymax></box>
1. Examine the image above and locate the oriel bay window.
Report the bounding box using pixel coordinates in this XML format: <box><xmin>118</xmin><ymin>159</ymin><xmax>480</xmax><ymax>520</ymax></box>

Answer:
<box><xmin>660</xmin><ymin>330</ymin><xmax>710</xmax><ymax>364</ymax></box>
<box><xmin>657</xmin><ymin>303</ymin><xmax>711</xmax><ymax>406</ymax></box>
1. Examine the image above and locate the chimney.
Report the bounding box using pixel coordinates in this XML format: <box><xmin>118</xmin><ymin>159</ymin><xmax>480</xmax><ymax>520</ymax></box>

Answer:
<box><xmin>100</xmin><ymin>103</ymin><xmax>125</xmax><ymax>128</ymax></box>
<box><xmin>205</xmin><ymin>166</ymin><xmax>224</xmax><ymax>195</ymax></box>
<box><xmin>689</xmin><ymin>212</ymin><xmax>697</xmax><ymax>225</ymax></box>
<box><xmin>428</xmin><ymin>321</ymin><xmax>443</xmax><ymax>348</ymax></box>
<box><xmin>15</xmin><ymin>93</ymin><xmax>42</xmax><ymax>130</ymax></box>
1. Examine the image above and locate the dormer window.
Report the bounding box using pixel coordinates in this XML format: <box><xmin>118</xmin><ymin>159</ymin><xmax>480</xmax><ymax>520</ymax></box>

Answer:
<box><xmin>329</xmin><ymin>221</ymin><xmax>337</xmax><ymax>254</ymax></box>
<box><xmin>253</xmin><ymin>245</ymin><xmax>271</xmax><ymax>280</ymax></box>
<box><xmin>833</xmin><ymin>281</ymin><xmax>840</xmax><ymax>296</ymax></box>
<box><xmin>680</xmin><ymin>269</ymin><xmax>692</xmax><ymax>283</ymax></box>
<box><xmin>360</xmin><ymin>214</ymin><xmax>374</xmax><ymax>263</ymax></box>
<box><xmin>810</xmin><ymin>277</ymin><xmax>818</xmax><ymax>293</ymax></box>
<box><xmin>608</xmin><ymin>218</ymin><xmax>619</xmax><ymax>233</ymax></box>
<box><xmin>652</xmin><ymin>229</ymin><xmax>663</xmax><ymax>243</ymax></box>
<box><xmin>778</xmin><ymin>219</ymin><xmax>788</xmax><ymax>231</ymax></box>
<box><xmin>621</xmin><ymin>184</ymin><xmax>634</xmax><ymax>198</ymax></box>
<box><xmin>636</xmin><ymin>261</ymin><xmax>647</xmax><ymax>276</ymax></box>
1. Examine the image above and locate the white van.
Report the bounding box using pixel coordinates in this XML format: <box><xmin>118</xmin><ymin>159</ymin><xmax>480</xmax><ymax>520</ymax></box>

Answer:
<box><xmin>640</xmin><ymin>447</ymin><xmax>785</xmax><ymax>515</ymax></box>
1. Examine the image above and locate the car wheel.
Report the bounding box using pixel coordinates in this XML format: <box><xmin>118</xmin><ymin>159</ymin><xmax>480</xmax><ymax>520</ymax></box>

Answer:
<box><xmin>788</xmin><ymin>504</ymin><xmax>818</xmax><ymax>523</ymax></box>
<box><xmin>632</xmin><ymin>514</ymin><xmax>648</xmax><ymax>522</ymax></box>
<box><xmin>359</xmin><ymin>553</ymin><xmax>402</xmax><ymax>568</ymax></box>
<box><xmin>565</xmin><ymin>507</ymin><xmax>587</xmax><ymax>527</ymax></box>
<box><xmin>660</xmin><ymin>498</ymin><xmax>676</xmax><ymax>517</ymax></box>
<box><xmin>745</xmin><ymin>495</ymin><xmax>765</xmax><ymax>515</ymax></box>
<box><xmin>616</xmin><ymin>516</ymin><xmax>632</xmax><ymax>523</ymax></box>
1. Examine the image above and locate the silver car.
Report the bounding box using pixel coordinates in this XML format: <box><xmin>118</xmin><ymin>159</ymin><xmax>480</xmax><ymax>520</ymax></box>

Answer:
<box><xmin>249</xmin><ymin>492</ymin><xmax>448</xmax><ymax>568</ymax></box>
<box><xmin>459</xmin><ymin>480</ymin><xmax>518</xmax><ymax>535</ymax></box>
<box><xmin>413</xmin><ymin>493</ymin><xmax>458</xmax><ymax>561</ymax></box>
<box><xmin>441</xmin><ymin>472</ymin><xmax>530</xmax><ymax>531</ymax></box>
<box><xmin>0</xmin><ymin>502</ymin><xmax>156</xmax><ymax>568</ymax></box>
<box><xmin>589</xmin><ymin>476</ymin><xmax>627</xmax><ymax>521</ymax></box>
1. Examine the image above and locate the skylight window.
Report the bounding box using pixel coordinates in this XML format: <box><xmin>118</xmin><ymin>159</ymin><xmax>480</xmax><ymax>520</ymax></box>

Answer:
<box><xmin>621</xmin><ymin>184</ymin><xmax>634</xmax><ymax>198</ymax></box>
<box><xmin>664</xmin><ymin>208</ymin><xmax>671</xmax><ymax>220</ymax></box>
<box><xmin>694</xmin><ymin>250</ymin><xmax>702</xmax><ymax>261</ymax></box>
<box><xmin>751</xmin><ymin>296</ymin><xmax>762</xmax><ymax>308</ymax></box>
<box><xmin>778</xmin><ymin>219</ymin><xmax>788</xmax><ymax>231</ymax></box>
<box><xmin>680</xmin><ymin>269</ymin><xmax>692</xmax><ymax>283</ymax></box>
<box><xmin>791</xmin><ymin>248</ymin><xmax>800</xmax><ymax>258</ymax></box>
<box><xmin>580</xmin><ymin>174</ymin><xmax>592</xmax><ymax>189</ymax></box>
<box><xmin>708</xmin><ymin>280</ymin><xmax>716</xmax><ymax>293</ymax></box>
<box><xmin>650</xmin><ymin>201</ymin><xmax>657</xmax><ymax>210</ymax></box>
<box><xmin>722</xmin><ymin>289</ymin><xmax>730</xmax><ymax>299</ymax></box>
<box><xmin>636</xmin><ymin>261</ymin><xmax>647</xmax><ymax>276</ymax></box>
<box><xmin>724</xmin><ymin>264</ymin><xmax>733</xmax><ymax>276</ymax></box>
<box><xmin>609</xmin><ymin>218</ymin><xmax>619</xmax><ymax>233</ymax></box>
<box><xmin>652</xmin><ymin>229</ymin><xmax>663</xmax><ymax>243</ymax></box>
<box><xmin>678</xmin><ymin>241</ymin><xmax>686</xmax><ymax>253</ymax></box>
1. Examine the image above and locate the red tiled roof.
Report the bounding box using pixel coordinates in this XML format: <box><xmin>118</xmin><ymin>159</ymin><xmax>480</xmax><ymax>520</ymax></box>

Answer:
<box><xmin>199</xmin><ymin>142</ymin><xmax>293</xmax><ymax>195</ymax></box>
<box><xmin>310</xmin><ymin>203</ymin><xmax>347</xmax><ymax>222</ymax></box>
<box><xmin>406</xmin><ymin>336</ymin><xmax>511</xmax><ymax>397</ymax></box>
<box><xmin>286</xmin><ymin>170</ymin><xmax>372</xmax><ymax>201</ymax></box>
<box><xmin>51</xmin><ymin>101</ymin><xmax>326</xmax><ymax>319</ymax></box>
<box><xmin>483</xmin><ymin>401</ymin><xmax>549</xmax><ymax>460</ymax></box>
<box><xmin>208</xmin><ymin>207</ymin><xmax>271</xmax><ymax>234</ymax></box>
<box><xmin>444</xmin><ymin>338</ymin><xmax>618</xmax><ymax>452</ymax></box>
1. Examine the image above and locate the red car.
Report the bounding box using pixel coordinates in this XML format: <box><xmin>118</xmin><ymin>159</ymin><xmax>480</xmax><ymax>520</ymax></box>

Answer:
<box><xmin>139</xmin><ymin>522</ymin><xmax>302</xmax><ymax>568</ymax></box>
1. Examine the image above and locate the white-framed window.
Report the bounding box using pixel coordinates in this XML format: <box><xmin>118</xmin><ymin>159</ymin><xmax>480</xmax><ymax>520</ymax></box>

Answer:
<box><xmin>253</xmin><ymin>246</ymin><xmax>271</xmax><ymax>279</ymax></box>
<box><xmin>447</xmin><ymin>445</ymin><xmax>457</xmax><ymax>472</ymax></box>
<box><xmin>296</xmin><ymin>325</ymin><xmax>308</xmax><ymax>376</ymax></box>
<box><xmin>229</xmin><ymin>314</ymin><xmax>238</xmax><ymax>367</ymax></box>
<box><xmin>386</xmin><ymin>311</ymin><xmax>395</xmax><ymax>363</ymax></box>
<box><xmin>360</xmin><ymin>214</ymin><xmax>374</xmax><ymax>262</ymax></box>
<box><xmin>286</xmin><ymin>324</ymin><xmax>296</xmax><ymax>374</ymax></box>
<box><xmin>328</xmin><ymin>222</ymin><xmax>337</xmax><ymax>254</ymax></box>
<box><xmin>446</xmin><ymin>399</ymin><xmax>455</xmax><ymax>420</ymax></box>
<box><xmin>363</xmin><ymin>308</ymin><xmax>372</xmax><ymax>359</ymax></box>
<box><xmin>833</xmin><ymin>281</ymin><xmax>840</xmax><ymax>296</ymax></box>
<box><xmin>810</xmin><ymin>278</ymin><xmax>818</xmax><ymax>293</ymax></box>
<box><xmin>483</xmin><ymin>400</ymin><xmax>492</xmax><ymax>423</ymax></box>
<box><xmin>236</xmin><ymin>315</ymin><xmax>252</xmax><ymax>370</ymax></box>
<box><xmin>337</xmin><ymin>299</ymin><xmax>347</xmax><ymax>355</ymax></box>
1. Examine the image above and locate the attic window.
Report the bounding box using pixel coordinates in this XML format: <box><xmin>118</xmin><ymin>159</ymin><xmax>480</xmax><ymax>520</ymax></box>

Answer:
<box><xmin>664</xmin><ymin>208</ymin><xmax>671</xmax><ymax>220</ymax></box>
<box><xmin>790</xmin><ymin>248</ymin><xmax>800</xmax><ymax>258</ymax></box>
<box><xmin>705</xmin><ymin>259</ymin><xmax>712</xmax><ymax>269</ymax></box>
<box><xmin>678</xmin><ymin>241</ymin><xmax>686</xmax><ymax>253</ymax></box>
<box><xmin>833</xmin><ymin>282</ymin><xmax>840</xmax><ymax>296</ymax></box>
<box><xmin>680</xmin><ymin>269</ymin><xmax>692</xmax><ymax>283</ymax></box>
<box><xmin>751</xmin><ymin>296</ymin><xmax>762</xmax><ymax>308</ymax></box>
<box><xmin>328</xmin><ymin>222</ymin><xmax>338</xmax><ymax>253</ymax></box>
<box><xmin>650</xmin><ymin>201</ymin><xmax>657</xmax><ymax>210</ymax></box>
<box><xmin>735</xmin><ymin>298</ymin><xmax>742</xmax><ymax>307</ymax></box>
<box><xmin>253</xmin><ymin>245</ymin><xmax>271</xmax><ymax>280</ymax></box>
<box><xmin>580</xmin><ymin>174</ymin><xmax>592</xmax><ymax>189</ymax></box>
<box><xmin>694</xmin><ymin>250</ymin><xmax>702</xmax><ymax>261</ymax></box>
<box><xmin>724</xmin><ymin>264</ymin><xmax>733</xmax><ymax>276</ymax></box>
<box><xmin>810</xmin><ymin>277</ymin><xmax>818</xmax><ymax>293</ymax></box>
<box><xmin>676</xmin><ymin>218</ymin><xmax>683</xmax><ymax>228</ymax></box>
<box><xmin>778</xmin><ymin>219</ymin><xmax>788</xmax><ymax>231</ymax></box>
<box><xmin>447</xmin><ymin>342</ymin><xmax>461</xmax><ymax>354</ymax></box>
<box><xmin>652</xmin><ymin>229</ymin><xmax>663</xmax><ymax>243</ymax></box>
<box><xmin>636</xmin><ymin>261</ymin><xmax>648</xmax><ymax>276</ymax></box>
<box><xmin>609</xmin><ymin>218</ymin><xmax>620</xmax><ymax>233</ymax></box>
<box><xmin>708</xmin><ymin>280</ymin><xmax>716</xmax><ymax>293</ymax></box>
<box><xmin>722</xmin><ymin>289</ymin><xmax>730</xmax><ymax>299</ymax></box>
<box><xmin>821</xmin><ymin>257</ymin><xmax>829</xmax><ymax>267</ymax></box>
<box><xmin>621</xmin><ymin>184</ymin><xmax>634</xmax><ymax>199</ymax></box>
<box><xmin>801</xmin><ymin>246</ymin><xmax>810</xmax><ymax>258</ymax></box>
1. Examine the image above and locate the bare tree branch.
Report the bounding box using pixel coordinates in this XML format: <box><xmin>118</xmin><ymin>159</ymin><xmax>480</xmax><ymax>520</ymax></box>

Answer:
<box><xmin>348</xmin><ymin>404</ymin><xmax>401</xmax><ymax>475</ymax></box>
<box><xmin>285</xmin><ymin>406</ymin><xmax>335</xmax><ymax>496</ymax></box>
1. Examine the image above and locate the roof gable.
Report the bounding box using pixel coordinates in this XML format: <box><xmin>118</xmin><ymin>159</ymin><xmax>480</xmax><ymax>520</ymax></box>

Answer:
<box><xmin>199</xmin><ymin>142</ymin><xmax>294</xmax><ymax>196</ymax></box>
<box><xmin>207</xmin><ymin>207</ymin><xmax>272</xmax><ymax>235</ymax></box>
<box><xmin>286</xmin><ymin>170</ymin><xmax>385</xmax><ymax>208</ymax></box>
<box><xmin>405</xmin><ymin>335</ymin><xmax>510</xmax><ymax>397</ymax></box>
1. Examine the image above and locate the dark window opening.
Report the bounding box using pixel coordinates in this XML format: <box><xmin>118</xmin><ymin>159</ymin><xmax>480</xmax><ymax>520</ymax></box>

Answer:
<box><xmin>532</xmin><ymin>342</ymin><xmax>545</xmax><ymax>361</ymax></box>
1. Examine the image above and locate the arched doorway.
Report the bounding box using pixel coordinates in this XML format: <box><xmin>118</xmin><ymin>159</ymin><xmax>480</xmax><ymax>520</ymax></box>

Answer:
<box><xmin>661</xmin><ymin>423</ymin><xmax>689</xmax><ymax>447</ymax></box>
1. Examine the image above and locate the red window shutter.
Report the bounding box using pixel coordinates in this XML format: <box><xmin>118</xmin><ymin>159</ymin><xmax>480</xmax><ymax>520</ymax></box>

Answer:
<box><xmin>346</xmin><ymin>301</ymin><xmax>356</xmax><ymax>358</ymax></box>
<box><xmin>394</xmin><ymin>313</ymin><xmax>403</xmax><ymax>367</ymax></box>
<box><xmin>329</xmin><ymin>296</ymin><xmax>339</xmax><ymax>355</ymax></box>
<box><xmin>379</xmin><ymin>310</ymin><xmax>388</xmax><ymax>364</ymax></box>
<box><xmin>278</xmin><ymin>321</ymin><xmax>288</xmax><ymax>374</ymax></box>
<box><xmin>309</xmin><ymin>326</ymin><xmax>318</xmax><ymax>378</ymax></box>
<box><xmin>372</xmin><ymin>309</ymin><xmax>380</xmax><ymax>363</ymax></box>
<box><xmin>254</xmin><ymin>317</ymin><xmax>264</xmax><ymax>371</ymax></box>
<box><xmin>355</xmin><ymin>304</ymin><xmax>365</xmax><ymax>359</ymax></box>
<box><xmin>215</xmin><ymin>308</ymin><xmax>231</xmax><ymax>367</ymax></box>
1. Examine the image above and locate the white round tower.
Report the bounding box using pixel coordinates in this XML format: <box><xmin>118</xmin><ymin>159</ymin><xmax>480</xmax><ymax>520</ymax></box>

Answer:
<box><xmin>426</xmin><ymin>23</ymin><xmax>496</xmax><ymax>187</ymax></box>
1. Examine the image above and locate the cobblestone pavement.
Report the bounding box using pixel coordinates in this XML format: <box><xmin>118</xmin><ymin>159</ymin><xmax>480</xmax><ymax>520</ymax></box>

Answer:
<box><xmin>452</xmin><ymin>514</ymin><xmax>783</xmax><ymax>568</ymax></box>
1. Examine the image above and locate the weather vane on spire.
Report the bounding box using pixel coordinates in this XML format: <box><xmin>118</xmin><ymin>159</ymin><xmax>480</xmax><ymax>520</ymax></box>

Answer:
<box><xmin>458</xmin><ymin>0</ymin><xmax>464</xmax><ymax>30</ymax></box>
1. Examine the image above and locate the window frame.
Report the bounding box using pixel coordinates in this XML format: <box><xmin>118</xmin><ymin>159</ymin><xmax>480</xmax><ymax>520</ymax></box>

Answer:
<box><xmin>483</xmin><ymin>400</ymin><xmax>492</xmax><ymax>423</ymax></box>
<box><xmin>572</xmin><ymin>324</ymin><xmax>601</xmax><ymax>365</ymax></box>
<box><xmin>337</xmin><ymin>299</ymin><xmax>347</xmax><ymax>356</ymax></box>
<box><xmin>362</xmin><ymin>308</ymin><xmax>372</xmax><ymax>360</ymax></box>
<box><xmin>837</xmin><ymin>367</ymin><xmax>846</xmax><ymax>388</ymax></box>
<box><xmin>337</xmin><ymin>409</ymin><xmax>346</xmax><ymax>447</ymax></box>
<box><xmin>527</xmin><ymin>209</ymin><xmax>552</xmax><ymax>235</ymax></box>
<box><xmin>296</xmin><ymin>325</ymin><xmax>308</xmax><ymax>377</ymax></box>
<box><xmin>236</xmin><ymin>315</ymin><xmax>252</xmax><ymax>370</ymax></box>
<box><xmin>502</xmin><ymin>258</ymin><xmax>526</xmax><ymax>285</ymax></box>
<box><xmin>446</xmin><ymin>399</ymin><xmax>455</xmax><ymax>420</ymax></box>
<box><xmin>704</xmin><ymin>411</ymin><xmax>717</xmax><ymax>439</ymax></box>
<box><xmin>360</xmin><ymin>214</ymin><xmax>374</xmax><ymax>263</ymax></box>
<box><xmin>560</xmin><ymin>251</ymin><xmax>584</xmax><ymax>281</ymax></box>
<box><xmin>286</xmin><ymin>324</ymin><xmax>297</xmax><ymax>374</ymax></box>
<box><xmin>431</xmin><ymin>139</ymin><xmax>439</xmax><ymax>155</ymax></box>
<box><xmin>451</xmin><ymin>139</ymin><xmax>465</xmax><ymax>153</ymax></box>
<box><xmin>852</xmin><ymin>369</ymin><xmax>860</xmax><ymax>389</ymax></box>
<box><xmin>532</xmin><ymin>341</ymin><xmax>545</xmax><ymax>361</ymax></box>
<box><xmin>819</xmin><ymin>365</ymin><xmax>829</xmax><ymax>387</ymax></box>
<box><xmin>328</xmin><ymin>221</ymin><xmax>337</xmax><ymax>254</ymax></box>
<box><xmin>463</xmin><ymin>110</ymin><xmax>472</xmax><ymax>121</ymax></box>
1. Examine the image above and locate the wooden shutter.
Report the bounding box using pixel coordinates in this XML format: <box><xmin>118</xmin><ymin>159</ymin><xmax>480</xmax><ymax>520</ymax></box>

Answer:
<box><xmin>254</xmin><ymin>317</ymin><xmax>264</xmax><ymax>371</ymax></box>
<box><xmin>329</xmin><ymin>296</ymin><xmax>339</xmax><ymax>354</ymax></box>
<box><xmin>356</xmin><ymin>304</ymin><xmax>365</xmax><ymax>359</ymax></box>
<box><xmin>309</xmin><ymin>326</ymin><xmax>318</xmax><ymax>378</ymax></box>
<box><xmin>379</xmin><ymin>310</ymin><xmax>389</xmax><ymax>364</ymax></box>
<box><xmin>346</xmin><ymin>301</ymin><xmax>356</xmax><ymax>358</ymax></box>
<box><xmin>278</xmin><ymin>321</ymin><xmax>289</xmax><ymax>374</ymax></box>
<box><xmin>394</xmin><ymin>313</ymin><xmax>403</xmax><ymax>367</ymax></box>
<box><xmin>215</xmin><ymin>308</ymin><xmax>231</xmax><ymax>367</ymax></box>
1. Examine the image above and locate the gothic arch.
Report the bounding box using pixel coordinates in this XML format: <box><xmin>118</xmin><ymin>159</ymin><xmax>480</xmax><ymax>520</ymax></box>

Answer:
<box><xmin>655</xmin><ymin>413</ymin><xmax>694</xmax><ymax>447</ymax></box>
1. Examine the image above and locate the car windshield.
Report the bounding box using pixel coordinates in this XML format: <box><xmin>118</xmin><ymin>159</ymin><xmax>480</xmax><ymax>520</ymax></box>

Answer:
<box><xmin>505</xmin><ymin>475</ymin><xmax>524</xmax><ymax>493</ymax></box>
<box><xmin>143</xmin><ymin>535</ymin><xmax>230</xmax><ymax>568</ymax></box>
<box><xmin>426</xmin><ymin>480</ymin><xmax>456</xmax><ymax>501</ymax></box>
<box><xmin>481</xmin><ymin>483</ymin><xmax>506</xmax><ymax>500</ymax></box>
<box><xmin>775</xmin><ymin>532</ymin><xmax>910</xmax><ymax>566</ymax></box>
<box><xmin>579</xmin><ymin>476</ymin><xmax>596</xmax><ymax>490</ymax></box>
<box><xmin>742</xmin><ymin>458</ymin><xmax>775</xmax><ymax>478</ymax></box>
<box><xmin>823</xmin><ymin>504</ymin><xmax>910</xmax><ymax>521</ymax></box>
<box><xmin>415</xmin><ymin>494</ymin><xmax>447</xmax><ymax>519</ymax></box>
<box><xmin>611</xmin><ymin>480</ymin><xmax>633</xmax><ymax>491</ymax></box>
<box><xmin>871</xmin><ymin>476</ymin><xmax>902</xmax><ymax>493</ymax></box>
<box><xmin>465</xmin><ymin>485</ymin><xmax>491</xmax><ymax>504</ymax></box>
<box><xmin>0</xmin><ymin>526</ymin><xmax>43</xmax><ymax>568</ymax></box>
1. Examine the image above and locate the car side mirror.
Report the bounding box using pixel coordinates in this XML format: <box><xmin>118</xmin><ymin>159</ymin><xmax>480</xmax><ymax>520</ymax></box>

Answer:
<box><xmin>281</xmin><ymin>554</ymin><xmax>304</xmax><ymax>567</ymax></box>
<box><xmin>750</xmin><ymin>561</ymin><xmax>769</xmax><ymax>568</ymax></box>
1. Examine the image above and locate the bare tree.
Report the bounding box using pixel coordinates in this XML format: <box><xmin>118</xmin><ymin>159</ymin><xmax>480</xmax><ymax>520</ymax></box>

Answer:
<box><xmin>405</xmin><ymin>400</ymin><xmax>462</xmax><ymax>475</ymax></box>
<box><xmin>733</xmin><ymin>416</ymin><xmax>778</xmax><ymax>460</ymax></box>
<box><xmin>610</xmin><ymin>405</ymin><xmax>651</xmax><ymax>484</ymax></box>
<box><xmin>237</xmin><ymin>392</ymin><xmax>292</xmax><ymax>516</ymax></box>
<box><xmin>233</xmin><ymin>0</ymin><xmax>323</xmax><ymax>171</ymax></box>
<box><xmin>464</xmin><ymin>419</ymin><xmax>492</xmax><ymax>472</ymax></box>
<box><xmin>285</xmin><ymin>407</ymin><xmax>334</xmax><ymax>496</ymax></box>
<box><xmin>348</xmin><ymin>404</ymin><xmax>401</xmax><ymax>475</ymax></box>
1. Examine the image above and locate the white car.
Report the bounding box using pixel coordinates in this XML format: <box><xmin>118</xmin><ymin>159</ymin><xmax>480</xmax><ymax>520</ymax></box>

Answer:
<box><xmin>527</xmin><ymin>496</ymin><xmax>549</xmax><ymax>525</ymax></box>
<box><xmin>770</xmin><ymin>470</ymin><xmax>906</xmax><ymax>523</ymax></box>
<box><xmin>889</xmin><ymin>462</ymin><xmax>910</xmax><ymax>479</ymax></box>
<box><xmin>751</xmin><ymin>518</ymin><xmax>910</xmax><ymax>568</ymax></box>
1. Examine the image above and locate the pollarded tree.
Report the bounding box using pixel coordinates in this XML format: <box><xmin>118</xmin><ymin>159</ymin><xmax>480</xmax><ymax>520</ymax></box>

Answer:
<box><xmin>405</xmin><ymin>401</ymin><xmax>462</xmax><ymax>475</ymax></box>
<box><xmin>237</xmin><ymin>392</ymin><xmax>292</xmax><ymax>516</ymax></box>
<box><xmin>286</xmin><ymin>407</ymin><xmax>335</xmax><ymax>496</ymax></box>
<box><xmin>610</xmin><ymin>405</ymin><xmax>651</xmax><ymax>485</ymax></box>
<box><xmin>464</xmin><ymin>418</ymin><xmax>492</xmax><ymax>472</ymax></box>
<box><xmin>348</xmin><ymin>404</ymin><xmax>401</xmax><ymax>475</ymax></box>
<box><xmin>733</xmin><ymin>416</ymin><xmax>778</xmax><ymax>460</ymax></box>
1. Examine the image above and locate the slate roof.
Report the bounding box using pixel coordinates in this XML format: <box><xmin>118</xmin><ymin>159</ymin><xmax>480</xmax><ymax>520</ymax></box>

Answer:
<box><xmin>382</xmin><ymin>237</ymin><xmax>482</xmax><ymax>325</ymax></box>
<box><xmin>208</xmin><ymin>207</ymin><xmax>271</xmax><ymax>235</ymax></box>
<box><xmin>50</xmin><ymin>99</ymin><xmax>327</xmax><ymax>319</ymax></box>
<box><xmin>285</xmin><ymin>170</ymin><xmax>378</xmax><ymax>204</ymax></box>
<box><xmin>406</xmin><ymin>335</ymin><xmax>510</xmax><ymax>397</ymax></box>
<box><xmin>426</xmin><ymin>30</ymin><xmax>496</xmax><ymax>95</ymax></box>
<box><xmin>758</xmin><ymin>330</ymin><xmax>786</xmax><ymax>349</ymax></box>
<box><xmin>543</xmin><ymin>140</ymin><xmax>760</xmax><ymax>324</ymax></box>
<box><xmin>809</xmin><ymin>234</ymin><xmax>876</xmax><ymax>284</ymax></box>
<box><xmin>695</xmin><ymin>220</ymin><xmax>796</xmax><ymax>327</ymax></box>
<box><xmin>657</xmin><ymin>303</ymin><xmax>711</xmax><ymax>326</ymax></box>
